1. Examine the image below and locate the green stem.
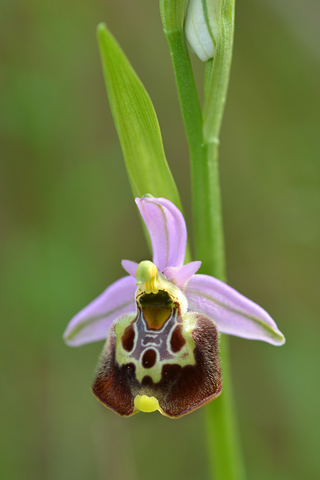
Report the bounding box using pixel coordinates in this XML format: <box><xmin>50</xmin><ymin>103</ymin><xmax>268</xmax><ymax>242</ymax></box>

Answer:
<box><xmin>160</xmin><ymin>0</ymin><xmax>207</xmax><ymax>262</ymax></box>
<box><xmin>206</xmin><ymin>335</ymin><xmax>246</xmax><ymax>480</ymax></box>
<box><xmin>159</xmin><ymin>0</ymin><xmax>203</xmax><ymax>165</ymax></box>
<box><xmin>160</xmin><ymin>1</ymin><xmax>245</xmax><ymax>479</ymax></box>
<box><xmin>203</xmin><ymin>1</ymin><xmax>245</xmax><ymax>479</ymax></box>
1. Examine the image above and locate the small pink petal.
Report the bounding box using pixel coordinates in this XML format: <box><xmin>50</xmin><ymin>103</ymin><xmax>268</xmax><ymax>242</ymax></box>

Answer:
<box><xmin>164</xmin><ymin>261</ymin><xmax>202</xmax><ymax>289</ymax></box>
<box><xmin>121</xmin><ymin>259</ymin><xmax>138</xmax><ymax>278</ymax></box>
<box><xmin>136</xmin><ymin>196</ymin><xmax>187</xmax><ymax>271</ymax></box>
<box><xmin>185</xmin><ymin>274</ymin><xmax>285</xmax><ymax>345</ymax></box>
<box><xmin>63</xmin><ymin>276</ymin><xmax>136</xmax><ymax>346</ymax></box>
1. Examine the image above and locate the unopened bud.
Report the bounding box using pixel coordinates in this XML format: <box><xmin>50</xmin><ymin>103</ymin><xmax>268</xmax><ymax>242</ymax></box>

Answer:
<box><xmin>185</xmin><ymin>0</ymin><xmax>220</xmax><ymax>62</ymax></box>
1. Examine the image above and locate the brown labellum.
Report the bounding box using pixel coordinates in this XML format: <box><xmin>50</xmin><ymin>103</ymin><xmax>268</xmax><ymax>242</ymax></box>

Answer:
<box><xmin>92</xmin><ymin>307</ymin><xmax>222</xmax><ymax>418</ymax></box>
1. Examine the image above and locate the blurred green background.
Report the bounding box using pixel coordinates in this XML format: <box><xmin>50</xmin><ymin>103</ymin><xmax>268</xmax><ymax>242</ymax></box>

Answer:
<box><xmin>1</xmin><ymin>0</ymin><xmax>319</xmax><ymax>479</ymax></box>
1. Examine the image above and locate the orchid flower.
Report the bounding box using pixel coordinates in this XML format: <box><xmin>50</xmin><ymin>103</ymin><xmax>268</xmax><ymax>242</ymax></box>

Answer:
<box><xmin>64</xmin><ymin>195</ymin><xmax>285</xmax><ymax>418</ymax></box>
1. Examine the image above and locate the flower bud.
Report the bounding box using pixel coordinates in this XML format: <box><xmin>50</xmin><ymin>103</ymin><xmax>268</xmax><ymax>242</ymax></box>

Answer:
<box><xmin>185</xmin><ymin>0</ymin><xmax>221</xmax><ymax>62</ymax></box>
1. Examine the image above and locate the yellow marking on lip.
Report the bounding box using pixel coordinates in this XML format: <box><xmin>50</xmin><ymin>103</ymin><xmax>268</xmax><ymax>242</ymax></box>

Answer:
<box><xmin>142</xmin><ymin>305</ymin><xmax>171</xmax><ymax>330</ymax></box>
<box><xmin>134</xmin><ymin>395</ymin><xmax>159</xmax><ymax>413</ymax></box>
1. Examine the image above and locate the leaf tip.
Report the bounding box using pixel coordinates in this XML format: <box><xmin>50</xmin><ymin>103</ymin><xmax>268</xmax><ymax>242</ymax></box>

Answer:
<box><xmin>97</xmin><ymin>22</ymin><xmax>107</xmax><ymax>42</ymax></box>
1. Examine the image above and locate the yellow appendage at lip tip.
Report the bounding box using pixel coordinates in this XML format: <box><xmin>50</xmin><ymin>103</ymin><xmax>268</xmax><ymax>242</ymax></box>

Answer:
<box><xmin>134</xmin><ymin>395</ymin><xmax>160</xmax><ymax>413</ymax></box>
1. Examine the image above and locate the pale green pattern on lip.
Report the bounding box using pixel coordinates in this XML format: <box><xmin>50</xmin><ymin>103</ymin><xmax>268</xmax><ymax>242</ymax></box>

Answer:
<box><xmin>114</xmin><ymin>309</ymin><xmax>196</xmax><ymax>384</ymax></box>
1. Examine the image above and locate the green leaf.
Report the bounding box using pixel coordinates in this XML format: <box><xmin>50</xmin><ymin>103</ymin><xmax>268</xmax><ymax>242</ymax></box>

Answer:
<box><xmin>97</xmin><ymin>23</ymin><xmax>182</xmax><ymax>210</ymax></box>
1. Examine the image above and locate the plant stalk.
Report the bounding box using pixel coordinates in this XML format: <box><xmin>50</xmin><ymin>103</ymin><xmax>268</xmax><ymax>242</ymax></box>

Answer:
<box><xmin>160</xmin><ymin>1</ymin><xmax>245</xmax><ymax>479</ymax></box>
